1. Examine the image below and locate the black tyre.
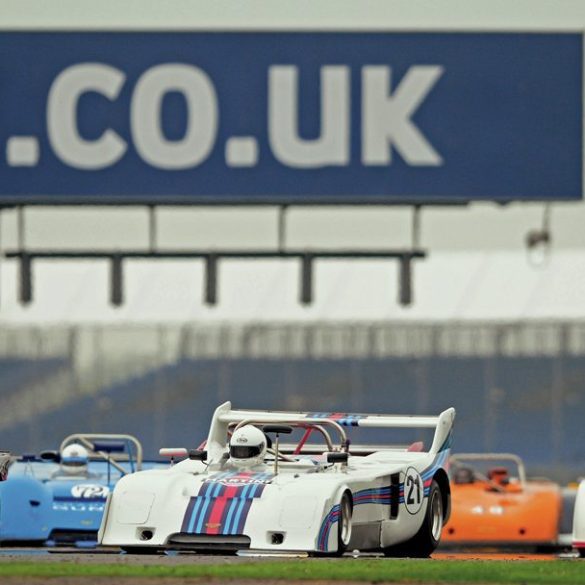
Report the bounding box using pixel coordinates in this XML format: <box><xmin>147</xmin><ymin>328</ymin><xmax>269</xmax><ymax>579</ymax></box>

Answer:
<box><xmin>579</xmin><ymin>548</ymin><xmax>585</xmax><ymax>559</ymax></box>
<box><xmin>534</xmin><ymin>544</ymin><xmax>559</xmax><ymax>554</ymax></box>
<box><xmin>121</xmin><ymin>546</ymin><xmax>161</xmax><ymax>555</ymax></box>
<box><xmin>383</xmin><ymin>479</ymin><xmax>444</xmax><ymax>558</ymax></box>
<box><xmin>334</xmin><ymin>492</ymin><xmax>353</xmax><ymax>556</ymax></box>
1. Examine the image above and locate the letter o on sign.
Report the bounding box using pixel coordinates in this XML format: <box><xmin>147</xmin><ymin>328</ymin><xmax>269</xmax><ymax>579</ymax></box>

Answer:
<box><xmin>131</xmin><ymin>64</ymin><xmax>218</xmax><ymax>169</ymax></box>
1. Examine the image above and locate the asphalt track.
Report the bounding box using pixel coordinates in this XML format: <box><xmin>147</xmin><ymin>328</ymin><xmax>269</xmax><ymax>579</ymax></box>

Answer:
<box><xmin>0</xmin><ymin>547</ymin><xmax>574</xmax><ymax>563</ymax></box>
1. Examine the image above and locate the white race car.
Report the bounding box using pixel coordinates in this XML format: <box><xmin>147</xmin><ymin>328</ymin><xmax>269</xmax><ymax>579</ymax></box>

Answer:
<box><xmin>572</xmin><ymin>480</ymin><xmax>585</xmax><ymax>557</ymax></box>
<box><xmin>99</xmin><ymin>402</ymin><xmax>455</xmax><ymax>557</ymax></box>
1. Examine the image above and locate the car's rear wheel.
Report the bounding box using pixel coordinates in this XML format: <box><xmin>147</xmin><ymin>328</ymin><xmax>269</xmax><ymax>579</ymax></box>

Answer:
<box><xmin>578</xmin><ymin>548</ymin><xmax>585</xmax><ymax>559</ymax></box>
<box><xmin>383</xmin><ymin>479</ymin><xmax>443</xmax><ymax>558</ymax></box>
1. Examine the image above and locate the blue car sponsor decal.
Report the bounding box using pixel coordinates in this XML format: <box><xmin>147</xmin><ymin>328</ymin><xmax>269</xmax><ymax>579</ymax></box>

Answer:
<box><xmin>50</xmin><ymin>482</ymin><xmax>109</xmax><ymax>512</ymax></box>
<box><xmin>53</xmin><ymin>483</ymin><xmax>109</xmax><ymax>501</ymax></box>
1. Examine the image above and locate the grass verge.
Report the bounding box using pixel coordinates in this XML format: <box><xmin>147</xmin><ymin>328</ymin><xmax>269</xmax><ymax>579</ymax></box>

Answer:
<box><xmin>0</xmin><ymin>559</ymin><xmax>583</xmax><ymax>584</ymax></box>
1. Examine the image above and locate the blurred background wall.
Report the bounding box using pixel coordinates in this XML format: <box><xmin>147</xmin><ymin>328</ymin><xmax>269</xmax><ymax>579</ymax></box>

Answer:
<box><xmin>0</xmin><ymin>321</ymin><xmax>584</xmax><ymax>481</ymax></box>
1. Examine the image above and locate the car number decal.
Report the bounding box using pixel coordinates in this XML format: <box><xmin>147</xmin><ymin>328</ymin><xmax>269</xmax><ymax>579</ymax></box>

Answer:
<box><xmin>404</xmin><ymin>467</ymin><xmax>424</xmax><ymax>515</ymax></box>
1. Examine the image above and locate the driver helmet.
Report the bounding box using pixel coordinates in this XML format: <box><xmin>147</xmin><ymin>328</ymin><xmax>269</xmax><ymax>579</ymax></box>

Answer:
<box><xmin>488</xmin><ymin>466</ymin><xmax>510</xmax><ymax>486</ymax></box>
<box><xmin>60</xmin><ymin>443</ymin><xmax>89</xmax><ymax>475</ymax></box>
<box><xmin>229</xmin><ymin>425</ymin><xmax>267</xmax><ymax>468</ymax></box>
<box><xmin>453</xmin><ymin>466</ymin><xmax>475</xmax><ymax>485</ymax></box>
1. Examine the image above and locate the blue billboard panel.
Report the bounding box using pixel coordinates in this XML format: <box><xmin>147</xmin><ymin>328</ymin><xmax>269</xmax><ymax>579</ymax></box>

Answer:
<box><xmin>0</xmin><ymin>32</ymin><xmax>582</xmax><ymax>203</ymax></box>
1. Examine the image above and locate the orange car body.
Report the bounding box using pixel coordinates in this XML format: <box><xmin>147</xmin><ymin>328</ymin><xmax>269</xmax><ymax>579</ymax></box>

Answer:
<box><xmin>441</xmin><ymin>454</ymin><xmax>562</xmax><ymax>547</ymax></box>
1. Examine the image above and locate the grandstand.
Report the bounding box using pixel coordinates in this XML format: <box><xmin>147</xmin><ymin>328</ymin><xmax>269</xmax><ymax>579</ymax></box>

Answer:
<box><xmin>0</xmin><ymin>321</ymin><xmax>583</xmax><ymax>480</ymax></box>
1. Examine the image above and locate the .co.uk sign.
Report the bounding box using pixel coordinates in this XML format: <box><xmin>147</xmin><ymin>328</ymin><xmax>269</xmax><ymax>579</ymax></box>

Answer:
<box><xmin>0</xmin><ymin>32</ymin><xmax>582</xmax><ymax>203</ymax></box>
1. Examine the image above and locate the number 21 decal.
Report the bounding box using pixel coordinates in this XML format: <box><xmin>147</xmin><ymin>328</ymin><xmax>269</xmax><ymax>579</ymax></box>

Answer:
<box><xmin>404</xmin><ymin>467</ymin><xmax>424</xmax><ymax>514</ymax></box>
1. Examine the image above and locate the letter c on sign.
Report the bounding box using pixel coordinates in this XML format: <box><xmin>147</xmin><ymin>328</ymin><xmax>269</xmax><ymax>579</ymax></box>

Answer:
<box><xmin>47</xmin><ymin>63</ymin><xmax>127</xmax><ymax>170</ymax></box>
<box><xmin>131</xmin><ymin>64</ymin><xmax>218</xmax><ymax>169</ymax></box>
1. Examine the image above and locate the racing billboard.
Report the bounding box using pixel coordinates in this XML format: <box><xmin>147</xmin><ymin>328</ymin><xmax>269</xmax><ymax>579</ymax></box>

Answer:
<box><xmin>0</xmin><ymin>32</ymin><xmax>582</xmax><ymax>203</ymax></box>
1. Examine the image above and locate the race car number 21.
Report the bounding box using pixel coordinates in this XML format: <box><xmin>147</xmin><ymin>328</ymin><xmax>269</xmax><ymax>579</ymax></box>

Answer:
<box><xmin>404</xmin><ymin>468</ymin><xmax>424</xmax><ymax>515</ymax></box>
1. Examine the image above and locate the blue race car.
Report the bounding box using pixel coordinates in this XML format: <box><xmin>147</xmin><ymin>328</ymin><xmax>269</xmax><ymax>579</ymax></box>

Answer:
<box><xmin>0</xmin><ymin>434</ymin><xmax>165</xmax><ymax>546</ymax></box>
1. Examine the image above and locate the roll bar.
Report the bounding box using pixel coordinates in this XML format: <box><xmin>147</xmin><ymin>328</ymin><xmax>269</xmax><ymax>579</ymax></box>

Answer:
<box><xmin>207</xmin><ymin>402</ymin><xmax>455</xmax><ymax>463</ymax></box>
<box><xmin>234</xmin><ymin>418</ymin><xmax>347</xmax><ymax>451</ymax></box>
<box><xmin>450</xmin><ymin>453</ymin><xmax>526</xmax><ymax>485</ymax></box>
<box><xmin>60</xmin><ymin>433</ymin><xmax>144</xmax><ymax>474</ymax></box>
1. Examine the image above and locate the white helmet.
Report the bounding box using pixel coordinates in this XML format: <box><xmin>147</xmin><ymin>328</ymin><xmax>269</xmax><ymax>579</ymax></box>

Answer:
<box><xmin>229</xmin><ymin>425</ymin><xmax>267</xmax><ymax>468</ymax></box>
<box><xmin>61</xmin><ymin>443</ymin><xmax>89</xmax><ymax>475</ymax></box>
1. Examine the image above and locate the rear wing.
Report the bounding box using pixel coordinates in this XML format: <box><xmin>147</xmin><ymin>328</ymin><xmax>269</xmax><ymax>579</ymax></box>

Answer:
<box><xmin>206</xmin><ymin>402</ymin><xmax>455</xmax><ymax>461</ymax></box>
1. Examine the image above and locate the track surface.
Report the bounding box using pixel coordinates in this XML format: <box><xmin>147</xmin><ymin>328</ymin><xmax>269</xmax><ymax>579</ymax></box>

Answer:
<box><xmin>0</xmin><ymin>547</ymin><xmax>571</xmax><ymax>563</ymax></box>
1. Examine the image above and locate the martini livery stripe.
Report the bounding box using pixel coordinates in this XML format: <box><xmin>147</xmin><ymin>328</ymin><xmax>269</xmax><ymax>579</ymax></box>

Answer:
<box><xmin>354</xmin><ymin>485</ymin><xmax>408</xmax><ymax>505</ymax></box>
<box><xmin>181</xmin><ymin>472</ymin><xmax>272</xmax><ymax>535</ymax></box>
<box><xmin>353</xmin><ymin>486</ymin><xmax>391</xmax><ymax>506</ymax></box>
<box><xmin>422</xmin><ymin>449</ymin><xmax>449</xmax><ymax>481</ymax></box>
<box><xmin>351</xmin><ymin>448</ymin><xmax>450</xmax><ymax>512</ymax></box>
<box><xmin>439</xmin><ymin>431</ymin><xmax>454</xmax><ymax>452</ymax></box>
<box><xmin>308</xmin><ymin>412</ymin><xmax>364</xmax><ymax>427</ymax></box>
<box><xmin>317</xmin><ymin>504</ymin><xmax>340</xmax><ymax>552</ymax></box>
<box><xmin>419</xmin><ymin>445</ymin><xmax>450</xmax><ymax>495</ymax></box>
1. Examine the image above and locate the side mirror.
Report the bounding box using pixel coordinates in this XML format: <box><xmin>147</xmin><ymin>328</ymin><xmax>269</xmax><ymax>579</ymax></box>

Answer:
<box><xmin>188</xmin><ymin>449</ymin><xmax>207</xmax><ymax>461</ymax></box>
<box><xmin>39</xmin><ymin>450</ymin><xmax>60</xmax><ymax>463</ymax></box>
<box><xmin>263</xmin><ymin>425</ymin><xmax>293</xmax><ymax>435</ymax></box>
<box><xmin>159</xmin><ymin>448</ymin><xmax>188</xmax><ymax>460</ymax></box>
<box><xmin>92</xmin><ymin>441</ymin><xmax>126</xmax><ymax>453</ymax></box>
<box><xmin>327</xmin><ymin>452</ymin><xmax>349</xmax><ymax>464</ymax></box>
<box><xmin>262</xmin><ymin>425</ymin><xmax>293</xmax><ymax>476</ymax></box>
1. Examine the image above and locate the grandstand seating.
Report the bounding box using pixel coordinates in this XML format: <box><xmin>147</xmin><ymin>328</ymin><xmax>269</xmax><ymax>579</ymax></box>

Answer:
<box><xmin>0</xmin><ymin>357</ymin><xmax>68</xmax><ymax>400</ymax></box>
<box><xmin>1</xmin><ymin>355</ymin><xmax>583</xmax><ymax>479</ymax></box>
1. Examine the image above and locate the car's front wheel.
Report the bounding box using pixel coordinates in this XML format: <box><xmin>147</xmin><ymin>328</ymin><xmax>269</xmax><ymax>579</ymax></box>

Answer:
<box><xmin>313</xmin><ymin>493</ymin><xmax>353</xmax><ymax>558</ymax></box>
<box><xmin>335</xmin><ymin>492</ymin><xmax>353</xmax><ymax>555</ymax></box>
<box><xmin>121</xmin><ymin>546</ymin><xmax>162</xmax><ymax>555</ymax></box>
<box><xmin>383</xmin><ymin>479</ymin><xmax>443</xmax><ymax>558</ymax></box>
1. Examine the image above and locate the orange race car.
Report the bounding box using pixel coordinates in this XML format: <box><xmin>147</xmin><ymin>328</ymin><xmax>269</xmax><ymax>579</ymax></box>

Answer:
<box><xmin>441</xmin><ymin>453</ymin><xmax>575</xmax><ymax>550</ymax></box>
